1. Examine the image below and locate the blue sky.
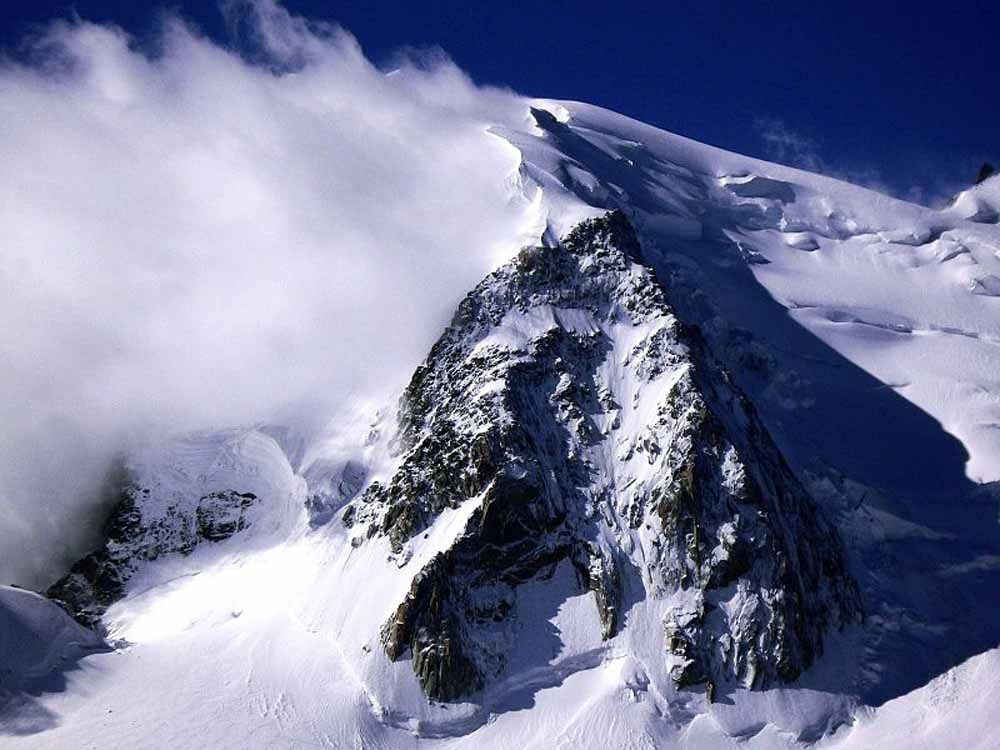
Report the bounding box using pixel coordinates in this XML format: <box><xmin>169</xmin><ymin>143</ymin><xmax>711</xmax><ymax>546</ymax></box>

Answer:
<box><xmin>2</xmin><ymin>0</ymin><xmax>996</xmax><ymax>205</ymax></box>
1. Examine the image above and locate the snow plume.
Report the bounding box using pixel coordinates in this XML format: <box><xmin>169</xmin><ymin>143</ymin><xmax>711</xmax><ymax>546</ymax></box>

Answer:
<box><xmin>754</xmin><ymin>117</ymin><xmax>826</xmax><ymax>175</ymax></box>
<box><xmin>755</xmin><ymin>116</ymin><xmax>914</xmax><ymax>202</ymax></box>
<box><xmin>0</xmin><ymin>1</ymin><xmax>535</xmax><ymax>588</ymax></box>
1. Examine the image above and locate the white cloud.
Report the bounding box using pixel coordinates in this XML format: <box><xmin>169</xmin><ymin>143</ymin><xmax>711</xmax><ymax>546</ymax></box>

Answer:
<box><xmin>0</xmin><ymin>1</ymin><xmax>536</xmax><ymax>587</ymax></box>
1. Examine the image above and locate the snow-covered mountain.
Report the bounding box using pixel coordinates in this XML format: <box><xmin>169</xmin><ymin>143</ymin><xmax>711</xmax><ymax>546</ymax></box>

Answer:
<box><xmin>3</xmin><ymin>98</ymin><xmax>1000</xmax><ymax>749</ymax></box>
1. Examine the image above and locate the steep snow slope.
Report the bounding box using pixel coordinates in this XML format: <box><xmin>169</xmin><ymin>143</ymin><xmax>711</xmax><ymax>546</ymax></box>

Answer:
<box><xmin>508</xmin><ymin>101</ymin><xmax>1000</xmax><ymax>487</ymax></box>
<box><xmin>0</xmin><ymin>587</ymin><xmax>105</xmax><ymax>687</ymax></box>
<box><xmin>947</xmin><ymin>173</ymin><xmax>1000</xmax><ymax>224</ymax></box>
<box><xmin>0</xmin><ymin>586</ymin><xmax>106</xmax><ymax>735</ymax></box>
<box><xmin>834</xmin><ymin>646</ymin><xmax>1000</xmax><ymax>750</ymax></box>
<box><xmin>3</xmin><ymin>100</ymin><xmax>999</xmax><ymax>749</ymax></box>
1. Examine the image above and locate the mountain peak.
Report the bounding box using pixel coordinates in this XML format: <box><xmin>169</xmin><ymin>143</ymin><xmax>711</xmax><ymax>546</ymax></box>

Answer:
<box><xmin>352</xmin><ymin>212</ymin><xmax>860</xmax><ymax>701</ymax></box>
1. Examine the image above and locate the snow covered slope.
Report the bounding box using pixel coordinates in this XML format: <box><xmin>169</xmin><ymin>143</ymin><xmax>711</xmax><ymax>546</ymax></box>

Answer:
<box><xmin>508</xmin><ymin>101</ymin><xmax>1000</xmax><ymax>487</ymax></box>
<box><xmin>0</xmin><ymin>586</ymin><xmax>106</xmax><ymax>735</ymax></box>
<box><xmin>833</xmin><ymin>646</ymin><xmax>1000</xmax><ymax>750</ymax></box>
<box><xmin>3</xmin><ymin>98</ymin><xmax>999</xmax><ymax>749</ymax></box>
<box><xmin>46</xmin><ymin>427</ymin><xmax>306</xmax><ymax>629</ymax></box>
<box><xmin>947</xmin><ymin>173</ymin><xmax>1000</xmax><ymax>224</ymax></box>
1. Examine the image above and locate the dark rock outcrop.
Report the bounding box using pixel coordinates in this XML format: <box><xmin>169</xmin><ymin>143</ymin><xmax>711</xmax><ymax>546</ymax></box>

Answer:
<box><xmin>48</xmin><ymin>486</ymin><xmax>258</xmax><ymax>628</ymax></box>
<box><xmin>353</xmin><ymin>212</ymin><xmax>861</xmax><ymax>700</ymax></box>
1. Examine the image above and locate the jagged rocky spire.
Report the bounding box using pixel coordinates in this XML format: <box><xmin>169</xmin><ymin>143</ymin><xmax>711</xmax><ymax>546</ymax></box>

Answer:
<box><xmin>354</xmin><ymin>212</ymin><xmax>862</xmax><ymax>700</ymax></box>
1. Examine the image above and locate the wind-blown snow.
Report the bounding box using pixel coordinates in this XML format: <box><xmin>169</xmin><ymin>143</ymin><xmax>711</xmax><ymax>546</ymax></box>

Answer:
<box><xmin>0</xmin><ymin>0</ymin><xmax>538</xmax><ymax>588</ymax></box>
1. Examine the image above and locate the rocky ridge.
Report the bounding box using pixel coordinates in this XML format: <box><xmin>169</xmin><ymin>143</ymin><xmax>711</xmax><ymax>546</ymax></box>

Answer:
<box><xmin>47</xmin><ymin>484</ymin><xmax>259</xmax><ymax>629</ymax></box>
<box><xmin>352</xmin><ymin>212</ymin><xmax>862</xmax><ymax>701</ymax></box>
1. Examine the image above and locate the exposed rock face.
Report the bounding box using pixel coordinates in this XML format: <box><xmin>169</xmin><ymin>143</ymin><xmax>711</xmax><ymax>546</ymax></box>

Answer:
<box><xmin>357</xmin><ymin>212</ymin><xmax>861</xmax><ymax>701</ymax></box>
<box><xmin>48</xmin><ymin>485</ymin><xmax>258</xmax><ymax>628</ymax></box>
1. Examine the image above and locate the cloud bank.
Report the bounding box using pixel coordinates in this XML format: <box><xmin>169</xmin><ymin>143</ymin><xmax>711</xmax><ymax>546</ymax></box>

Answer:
<box><xmin>0</xmin><ymin>1</ymin><xmax>536</xmax><ymax>587</ymax></box>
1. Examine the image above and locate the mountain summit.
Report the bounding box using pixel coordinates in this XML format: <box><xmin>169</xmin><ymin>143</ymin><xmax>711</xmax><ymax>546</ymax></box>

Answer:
<box><xmin>362</xmin><ymin>212</ymin><xmax>860</xmax><ymax>701</ymax></box>
<box><xmin>5</xmin><ymin>97</ymin><xmax>1000</xmax><ymax>749</ymax></box>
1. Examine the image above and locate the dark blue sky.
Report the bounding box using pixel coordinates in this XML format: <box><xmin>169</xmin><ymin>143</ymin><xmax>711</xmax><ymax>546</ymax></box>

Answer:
<box><xmin>2</xmin><ymin>1</ymin><xmax>997</xmax><ymax>204</ymax></box>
